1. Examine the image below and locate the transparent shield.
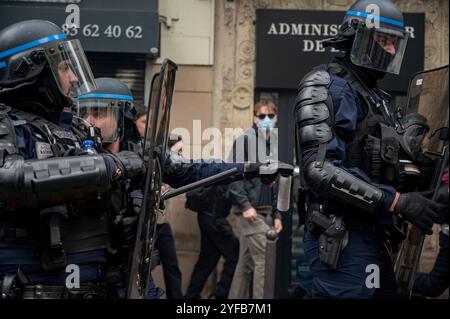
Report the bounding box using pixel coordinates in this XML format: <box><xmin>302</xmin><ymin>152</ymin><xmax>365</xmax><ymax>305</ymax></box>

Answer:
<box><xmin>127</xmin><ymin>59</ymin><xmax>178</xmax><ymax>299</ymax></box>
<box><xmin>45</xmin><ymin>39</ymin><xmax>96</xmax><ymax>98</ymax></box>
<box><xmin>144</xmin><ymin>62</ymin><xmax>177</xmax><ymax>167</ymax></box>
<box><xmin>76</xmin><ymin>99</ymin><xmax>124</xmax><ymax>144</ymax></box>
<box><xmin>404</xmin><ymin>65</ymin><xmax>449</xmax><ymax>155</ymax></box>
<box><xmin>395</xmin><ymin>65</ymin><xmax>449</xmax><ymax>298</ymax></box>
<box><xmin>350</xmin><ymin>26</ymin><xmax>408</xmax><ymax>75</ymax></box>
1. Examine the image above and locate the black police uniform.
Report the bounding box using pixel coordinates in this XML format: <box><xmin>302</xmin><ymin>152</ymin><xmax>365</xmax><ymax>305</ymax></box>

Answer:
<box><xmin>294</xmin><ymin>0</ymin><xmax>438</xmax><ymax>299</ymax></box>
<box><xmin>0</xmin><ymin>20</ymin><xmax>147</xmax><ymax>298</ymax></box>
<box><xmin>0</xmin><ymin>20</ymin><xmax>283</xmax><ymax>299</ymax></box>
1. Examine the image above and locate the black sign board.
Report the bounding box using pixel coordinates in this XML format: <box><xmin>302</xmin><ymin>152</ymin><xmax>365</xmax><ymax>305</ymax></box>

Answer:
<box><xmin>255</xmin><ymin>9</ymin><xmax>425</xmax><ymax>93</ymax></box>
<box><xmin>0</xmin><ymin>0</ymin><xmax>159</xmax><ymax>54</ymax></box>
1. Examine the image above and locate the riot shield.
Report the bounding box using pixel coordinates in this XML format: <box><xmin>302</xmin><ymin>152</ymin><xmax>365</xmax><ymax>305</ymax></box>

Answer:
<box><xmin>127</xmin><ymin>59</ymin><xmax>178</xmax><ymax>299</ymax></box>
<box><xmin>394</xmin><ymin>65</ymin><xmax>449</xmax><ymax>298</ymax></box>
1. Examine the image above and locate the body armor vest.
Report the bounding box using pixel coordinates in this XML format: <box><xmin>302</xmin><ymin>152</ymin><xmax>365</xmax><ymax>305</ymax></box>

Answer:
<box><xmin>294</xmin><ymin>64</ymin><xmax>411</xmax><ymax>259</ymax></box>
<box><xmin>324</xmin><ymin>63</ymin><xmax>400</xmax><ymax>185</ymax></box>
<box><xmin>0</xmin><ymin>105</ymin><xmax>111</xmax><ymax>271</ymax></box>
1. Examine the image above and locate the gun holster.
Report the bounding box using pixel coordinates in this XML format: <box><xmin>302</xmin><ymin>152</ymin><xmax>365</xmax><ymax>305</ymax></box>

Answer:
<box><xmin>39</xmin><ymin>208</ymin><xmax>68</xmax><ymax>271</ymax></box>
<box><xmin>306</xmin><ymin>206</ymin><xmax>348</xmax><ymax>269</ymax></box>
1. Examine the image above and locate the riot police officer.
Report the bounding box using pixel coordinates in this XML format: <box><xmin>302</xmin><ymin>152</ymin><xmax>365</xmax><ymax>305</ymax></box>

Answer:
<box><xmin>75</xmin><ymin>77</ymin><xmax>264</xmax><ymax>299</ymax></box>
<box><xmin>75</xmin><ymin>76</ymin><xmax>265</xmax><ymax>193</ymax></box>
<box><xmin>75</xmin><ymin>77</ymin><xmax>167</xmax><ymax>298</ymax></box>
<box><xmin>0</xmin><ymin>20</ymin><xmax>147</xmax><ymax>299</ymax></box>
<box><xmin>294</xmin><ymin>0</ymin><xmax>441</xmax><ymax>298</ymax></box>
<box><xmin>0</xmin><ymin>20</ymin><xmax>257</xmax><ymax>299</ymax></box>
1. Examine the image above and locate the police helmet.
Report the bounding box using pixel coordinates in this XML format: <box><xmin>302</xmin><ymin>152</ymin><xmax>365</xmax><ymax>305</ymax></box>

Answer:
<box><xmin>323</xmin><ymin>0</ymin><xmax>409</xmax><ymax>75</ymax></box>
<box><xmin>76</xmin><ymin>77</ymin><xmax>134</xmax><ymax>144</ymax></box>
<box><xmin>0</xmin><ymin>20</ymin><xmax>96</xmax><ymax>98</ymax></box>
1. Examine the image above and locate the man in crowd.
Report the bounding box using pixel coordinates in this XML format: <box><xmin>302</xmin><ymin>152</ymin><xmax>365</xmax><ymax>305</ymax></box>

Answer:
<box><xmin>228</xmin><ymin>100</ymin><xmax>283</xmax><ymax>299</ymax></box>
<box><xmin>184</xmin><ymin>183</ymin><xmax>239</xmax><ymax>299</ymax></box>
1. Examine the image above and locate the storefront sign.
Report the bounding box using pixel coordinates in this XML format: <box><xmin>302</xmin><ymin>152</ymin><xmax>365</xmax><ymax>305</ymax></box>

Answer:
<box><xmin>0</xmin><ymin>0</ymin><xmax>159</xmax><ymax>54</ymax></box>
<box><xmin>256</xmin><ymin>9</ymin><xmax>425</xmax><ymax>93</ymax></box>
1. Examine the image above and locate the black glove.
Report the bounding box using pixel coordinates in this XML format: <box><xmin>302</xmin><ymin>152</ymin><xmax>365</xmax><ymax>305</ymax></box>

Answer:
<box><xmin>395</xmin><ymin>190</ymin><xmax>441</xmax><ymax>235</ymax></box>
<box><xmin>243</xmin><ymin>162</ymin><xmax>263</xmax><ymax>178</ymax></box>
<box><xmin>244</xmin><ymin>162</ymin><xmax>293</xmax><ymax>184</ymax></box>
<box><xmin>105</xmin><ymin>151</ymin><xmax>145</xmax><ymax>182</ymax></box>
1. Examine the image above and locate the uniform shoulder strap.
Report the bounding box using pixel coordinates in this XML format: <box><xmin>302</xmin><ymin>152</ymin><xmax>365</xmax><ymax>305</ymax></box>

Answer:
<box><xmin>13</xmin><ymin>110</ymin><xmax>81</xmax><ymax>157</ymax></box>
<box><xmin>328</xmin><ymin>62</ymin><xmax>394</xmax><ymax>126</ymax></box>
<box><xmin>12</xmin><ymin>109</ymin><xmax>51</xmax><ymax>138</ymax></box>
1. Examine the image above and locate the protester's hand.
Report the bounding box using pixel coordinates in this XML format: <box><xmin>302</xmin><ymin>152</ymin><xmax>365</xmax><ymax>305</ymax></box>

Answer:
<box><xmin>243</xmin><ymin>206</ymin><xmax>257</xmax><ymax>222</ymax></box>
<box><xmin>274</xmin><ymin>218</ymin><xmax>283</xmax><ymax>234</ymax></box>
<box><xmin>394</xmin><ymin>190</ymin><xmax>441</xmax><ymax>235</ymax></box>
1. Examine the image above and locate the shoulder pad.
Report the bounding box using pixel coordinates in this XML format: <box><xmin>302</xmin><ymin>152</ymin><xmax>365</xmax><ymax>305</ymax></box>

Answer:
<box><xmin>296</xmin><ymin>86</ymin><xmax>329</xmax><ymax>108</ymax></box>
<box><xmin>298</xmin><ymin>70</ymin><xmax>331</xmax><ymax>90</ymax></box>
<box><xmin>296</xmin><ymin>102</ymin><xmax>330</xmax><ymax>127</ymax></box>
<box><xmin>298</xmin><ymin>122</ymin><xmax>333</xmax><ymax>149</ymax></box>
<box><xmin>295</xmin><ymin>69</ymin><xmax>335</xmax><ymax>136</ymax></box>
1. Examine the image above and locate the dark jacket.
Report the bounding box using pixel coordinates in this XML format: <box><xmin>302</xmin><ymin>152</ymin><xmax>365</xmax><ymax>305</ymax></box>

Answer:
<box><xmin>226</xmin><ymin>126</ymin><xmax>280</xmax><ymax>218</ymax></box>
<box><xmin>185</xmin><ymin>185</ymin><xmax>231</xmax><ymax>219</ymax></box>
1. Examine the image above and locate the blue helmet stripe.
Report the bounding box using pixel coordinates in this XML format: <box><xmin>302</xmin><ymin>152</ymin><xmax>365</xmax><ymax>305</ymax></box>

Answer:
<box><xmin>77</xmin><ymin>93</ymin><xmax>134</xmax><ymax>101</ymax></box>
<box><xmin>346</xmin><ymin>10</ymin><xmax>404</xmax><ymax>27</ymax></box>
<box><xmin>0</xmin><ymin>33</ymin><xmax>67</xmax><ymax>59</ymax></box>
<box><xmin>0</xmin><ymin>61</ymin><xmax>6</xmax><ymax>69</ymax></box>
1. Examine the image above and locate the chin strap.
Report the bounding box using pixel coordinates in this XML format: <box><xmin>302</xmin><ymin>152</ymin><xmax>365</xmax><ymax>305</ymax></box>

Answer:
<box><xmin>29</xmin><ymin>67</ymin><xmax>70</xmax><ymax>123</ymax></box>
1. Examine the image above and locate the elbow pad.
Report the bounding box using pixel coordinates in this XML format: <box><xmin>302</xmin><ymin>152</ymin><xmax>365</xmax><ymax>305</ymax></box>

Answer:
<box><xmin>0</xmin><ymin>154</ymin><xmax>110</xmax><ymax>210</ymax></box>
<box><xmin>304</xmin><ymin>161</ymin><xmax>384</xmax><ymax>214</ymax></box>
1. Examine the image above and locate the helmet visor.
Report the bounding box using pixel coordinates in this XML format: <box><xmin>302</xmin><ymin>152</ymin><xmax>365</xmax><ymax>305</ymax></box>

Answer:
<box><xmin>401</xmin><ymin>123</ymin><xmax>429</xmax><ymax>160</ymax></box>
<box><xmin>76</xmin><ymin>99</ymin><xmax>124</xmax><ymax>144</ymax></box>
<box><xmin>350</xmin><ymin>26</ymin><xmax>408</xmax><ymax>75</ymax></box>
<box><xmin>45</xmin><ymin>39</ymin><xmax>96</xmax><ymax>98</ymax></box>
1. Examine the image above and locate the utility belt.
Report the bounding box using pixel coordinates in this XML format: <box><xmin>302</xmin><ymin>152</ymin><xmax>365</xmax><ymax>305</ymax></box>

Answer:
<box><xmin>22</xmin><ymin>283</ymin><xmax>111</xmax><ymax>299</ymax></box>
<box><xmin>0</xmin><ymin>207</ymin><xmax>111</xmax><ymax>271</ymax></box>
<box><xmin>0</xmin><ymin>264</ymin><xmax>127</xmax><ymax>299</ymax></box>
<box><xmin>255</xmin><ymin>206</ymin><xmax>273</xmax><ymax>217</ymax></box>
<box><xmin>231</xmin><ymin>205</ymin><xmax>272</xmax><ymax>217</ymax></box>
<box><xmin>0</xmin><ymin>273</ymin><xmax>111</xmax><ymax>299</ymax></box>
<box><xmin>0</xmin><ymin>226</ymin><xmax>31</xmax><ymax>240</ymax></box>
<box><xmin>305</xmin><ymin>202</ymin><xmax>406</xmax><ymax>269</ymax></box>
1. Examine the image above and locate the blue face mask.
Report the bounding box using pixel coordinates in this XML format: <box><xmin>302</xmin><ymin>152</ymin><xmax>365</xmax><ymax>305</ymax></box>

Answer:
<box><xmin>258</xmin><ymin>116</ymin><xmax>276</xmax><ymax>131</ymax></box>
